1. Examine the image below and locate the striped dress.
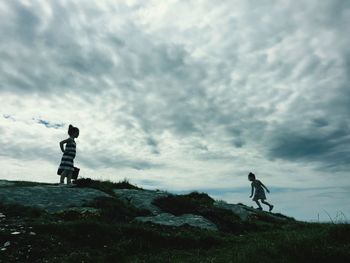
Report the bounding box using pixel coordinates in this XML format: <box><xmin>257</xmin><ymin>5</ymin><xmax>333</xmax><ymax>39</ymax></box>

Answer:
<box><xmin>58</xmin><ymin>138</ymin><xmax>76</xmax><ymax>172</ymax></box>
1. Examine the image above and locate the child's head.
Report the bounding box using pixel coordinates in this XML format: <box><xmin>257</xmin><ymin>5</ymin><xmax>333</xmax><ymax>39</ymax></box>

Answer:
<box><xmin>248</xmin><ymin>172</ymin><xmax>256</xmax><ymax>181</ymax></box>
<box><xmin>68</xmin><ymin>124</ymin><xmax>79</xmax><ymax>138</ymax></box>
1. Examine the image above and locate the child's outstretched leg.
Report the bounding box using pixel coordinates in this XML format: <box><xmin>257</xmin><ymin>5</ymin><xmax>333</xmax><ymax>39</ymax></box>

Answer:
<box><xmin>254</xmin><ymin>200</ymin><xmax>263</xmax><ymax>210</ymax></box>
<box><xmin>261</xmin><ymin>200</ymin><xmax>273</xmax><ymax>212</ymax></box>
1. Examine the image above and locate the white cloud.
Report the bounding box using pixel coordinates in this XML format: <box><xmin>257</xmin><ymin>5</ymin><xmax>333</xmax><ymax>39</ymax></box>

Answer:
<box><xmin>0</xmin><ymin>0</ymin><xmax>349</xmax><ymax>221</ymax></box>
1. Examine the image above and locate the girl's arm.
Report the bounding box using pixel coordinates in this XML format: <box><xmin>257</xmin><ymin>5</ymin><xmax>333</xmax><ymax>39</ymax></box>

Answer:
<box><xmin>260</xmin><ymin>181</ymin><xmax>270</xmax><ymax>193</ymax></box>
<box><xmin>249</xmin><ymin>184</ymin><xmax>254</xmax><ymax>198</ymax></box>
<box><xmin>59</xmin><ymin>138</ymin><xmax>70</xmax><ymax>153</ymax></box>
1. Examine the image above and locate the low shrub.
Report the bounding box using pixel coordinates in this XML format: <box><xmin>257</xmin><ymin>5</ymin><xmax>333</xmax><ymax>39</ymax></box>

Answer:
<box><xmin>153</xmin><ymin>191</ymin><xmax>214</xmax><ymax>214</ymax></box>
<box><xmin>0</xmin><ymin>202</ymin><xmax>43</xmax><ymax>218</ymax></box>
<box><xmin>85</xmin><ymin>196</ymin><xmax>150</xmax><ymax>222</ymax></box>
<box><xmin>186</xmin><ymin>191</ymin><xmax>215</xmax><ymax>206</ymax></box>
<box><xmin>153</xmin><ymin>193</ymin><xmax>251</xmax><ymax>233</ymax></box>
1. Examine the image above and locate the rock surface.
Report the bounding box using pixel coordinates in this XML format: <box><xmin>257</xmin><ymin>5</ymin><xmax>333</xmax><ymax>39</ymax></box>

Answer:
<box><xmin>214</xmin><ymin>201</ymin><xmax>254</xmax><ymax>221</ymax></box>
<box><xmin>113</xmin><ymin>189</ymin><xmax>169</xmax><ymax>215</ymax></box>
<box><xmin>136</xmin><ymin>213</ymin><xmax>218</xmax><ymax>231</ymax></box>
<box><xmin>0</xmin><ymin>184</ymin><xmax>110</xmax><ymax>212</ymax></box>
<box><xmin>114</xmin><ymin>189</ymin><xmax>219</xmax><ymax>230</ymax></box>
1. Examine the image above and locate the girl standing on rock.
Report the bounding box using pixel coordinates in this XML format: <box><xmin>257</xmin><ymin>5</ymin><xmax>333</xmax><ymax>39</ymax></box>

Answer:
<box><xmin>58</xmin><ymin>124</ymin><xmax>79</xmax><ymax>185</ymax></box>
<box><xmin>248</xmin><ymin>172</ymin><xmax>274</xmax><ymax>212</ymax></box>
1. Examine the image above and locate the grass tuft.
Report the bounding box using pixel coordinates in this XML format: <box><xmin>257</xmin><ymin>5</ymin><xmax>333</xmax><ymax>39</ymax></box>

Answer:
<box><xmin>74</xmin><ymin>177</ymin><xmax>142</xmax><ymax>196</ymax></box>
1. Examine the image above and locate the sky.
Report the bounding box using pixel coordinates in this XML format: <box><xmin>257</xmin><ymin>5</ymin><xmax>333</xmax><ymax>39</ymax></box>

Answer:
<box><xmin>0</xmin><ymin>0</ymin><xmax>349</xmax><ymax>222</ymax></box>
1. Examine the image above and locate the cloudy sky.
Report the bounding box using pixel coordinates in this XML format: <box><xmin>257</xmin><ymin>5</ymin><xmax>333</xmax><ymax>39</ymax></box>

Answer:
<box><xmin>0</xmin><ymin>0</ymin><xmax>349</xmax><ymax>222</ymax></box>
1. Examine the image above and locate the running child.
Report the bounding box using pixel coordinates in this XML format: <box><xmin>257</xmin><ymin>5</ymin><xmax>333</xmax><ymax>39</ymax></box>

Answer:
<box><xmin>248</xmin><ymin>172</ymin><xmax>274</xmax><ymax>211</ymax></box>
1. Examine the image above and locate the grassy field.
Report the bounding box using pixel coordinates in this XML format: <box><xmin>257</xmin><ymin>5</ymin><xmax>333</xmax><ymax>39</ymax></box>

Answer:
<box><xmin>0</xmin><ymin>179</ymin><xmax>349</xmax><ymax>262</ymax></box>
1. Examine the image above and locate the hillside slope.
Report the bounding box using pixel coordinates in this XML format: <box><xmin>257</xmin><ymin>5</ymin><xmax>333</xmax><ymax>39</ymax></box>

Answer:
<box><xmin>0</xmin><ymin>178</ymin><xmax>349</xmax><ymax>262</ymax></box>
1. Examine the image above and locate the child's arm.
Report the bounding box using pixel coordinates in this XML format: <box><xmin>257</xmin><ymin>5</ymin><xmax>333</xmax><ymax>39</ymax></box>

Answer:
<box><xmin>59</xmin><ymin>138</ymin><xmax>70</xmax><ymax>153</ymax></box>
<box><xmin>249</xmin><ymin>184</ymin><xmax>254</xmax><ymax>198</ymax></box>
<box><xmin>260</xmin><ymin>181</ymin><xmax>270</xmax><ymax>193</ymax></box>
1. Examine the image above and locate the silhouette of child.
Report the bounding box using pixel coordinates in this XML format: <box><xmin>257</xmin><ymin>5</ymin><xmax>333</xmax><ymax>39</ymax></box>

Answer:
<box><xmin>58</xmin><ymin>125</ymin><xmax>79</xmax><ymax>185</ymax></box>
<box><xmin>248</xmin><ymin>172</ymin><xmax>274</xmax><ymax>211</ymax></box>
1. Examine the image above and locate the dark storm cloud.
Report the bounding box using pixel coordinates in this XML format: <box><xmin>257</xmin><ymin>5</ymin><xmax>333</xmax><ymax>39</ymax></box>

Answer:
<box><xmin>265</xmin><ymin>45</ymin><xmax>350</xmax><ymax>171</ymax></box>
<box><xmin>269</xmin><ymin>128</ymin><xmax>341</xmax><ymax>160</ymax></box>
<box><xmin>252</xmin><ymin>0</ymin><xmax>350</xmax><ymax>172</ymax></box>
<box><xmin>267</xmin><ymin>120</ymin><xmax>350</xmax><ymax>171</ymax></box>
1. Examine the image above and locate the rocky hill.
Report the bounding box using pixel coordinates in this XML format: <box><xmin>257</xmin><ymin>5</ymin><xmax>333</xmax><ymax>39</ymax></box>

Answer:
<box><xmin>0</xmin><ymin>178</ymin><xmax>349</xmax><ymax>262</ymax></box>
<box><xmin>0</xmin><ymin>178</ymin><xmax>293</xmax><ymax>231</ymax></box>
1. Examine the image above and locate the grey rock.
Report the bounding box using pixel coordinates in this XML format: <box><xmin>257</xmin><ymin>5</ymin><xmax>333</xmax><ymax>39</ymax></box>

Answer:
<box><xmin>136</xmin><ymin>213</ymin><xmax>218</xmax><ymax>231</ymax></box>
<box><xmin>114</xmin><ymin>189</ymin><xmax>169</xmax><ymax>215</ymax></box>
<box><xmin>0</xmin><ymin>185</ymin><xmax>110</xmax><ymax>213</ymax></box>
<box><xmin>114</xmin><ymin>189</ymin><xmax>219</xmax><ymax>230</ymax></box>
<box><xmin>213</xmin><ymin>201</ymin><xmax>254</xmax><ymax>221</ymax></box>
<box><xmin>3</xmin><ymin>241</ymin><xmax>10</xmax><ymax>247</ymax></box>
<box><xmin>53</xmin><ymin>207</ymin><xmax>101</xmax><ymax>214</ymax></box>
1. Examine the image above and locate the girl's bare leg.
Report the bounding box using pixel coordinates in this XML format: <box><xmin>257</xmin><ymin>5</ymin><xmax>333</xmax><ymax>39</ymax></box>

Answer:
<box><xmin>60</xmin><ymin>170</ymin><xmax>73</xmax><ymax>184</ymax></box>
<box><xmin>261</xmin><ymin>200</ymin><xmax>273</xmax><ymax>211</ymax></box>
<box><xmin>261</xmin><ymin>200</ymin><xmax>271</xmax><ymax>206</ymax></box>
<box><xmin>254</xmin><ymin>200</ymin><xmax>262</xmax><ymax>210</ymax></box>
<box><xmin>60</xmin><ymin>172</ymin><xmax>66</xmax><ymax>184</ymax></box>
<box><xmin>66</xmin><ymin>171</ymin><xmax>73</xmax><ymax>184</ymax></box>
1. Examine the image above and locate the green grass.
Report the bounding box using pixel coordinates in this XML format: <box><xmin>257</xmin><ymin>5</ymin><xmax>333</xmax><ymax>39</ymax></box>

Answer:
<box><xmin>74</xmin><ymin>178</ymin><xmax>142</xmax><ymax>196</ymax></box>
<box><xmin>1</xmin><ymin>207</ymin><xmax>349</xmax><ymax>263</ymax></box>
